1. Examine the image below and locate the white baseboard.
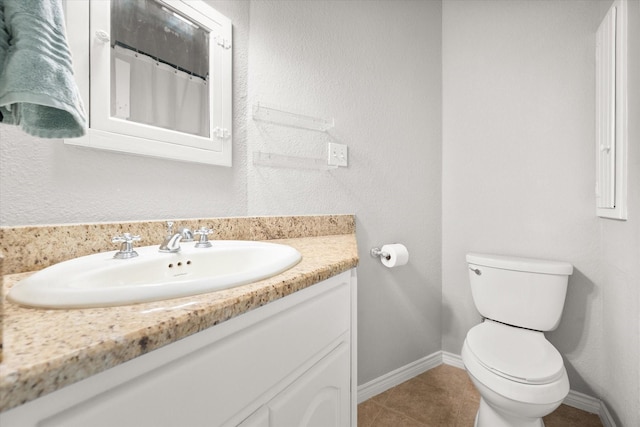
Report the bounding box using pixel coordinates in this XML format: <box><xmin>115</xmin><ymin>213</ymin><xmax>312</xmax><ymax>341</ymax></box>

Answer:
<box><xmin>597</xmin><ymin>401</ymin><xmax>617</xmax><ymax>427</ymax></box>
<box><xmin>358</xmin><ymin>351</ymin><xmax>615</xmax><ymax>427</ymax></box>
<box><xmin>563</xmin><ymin>389</ymin><xmax>602</xmax><ymax>414</ymax></box>
<box><xmin>357</xmin><ymin>351</ymin><xmax>441</xmax><ymax>403</ymax></box>
<box><xmin>442</xmin><ymin>350</ymin><xmax>465</xmax><ymax>369</ymax></box>
<box><xmin>558</xmin><ymin>389</ymin><xmax>616</xmax><ymax>426</ymax></box>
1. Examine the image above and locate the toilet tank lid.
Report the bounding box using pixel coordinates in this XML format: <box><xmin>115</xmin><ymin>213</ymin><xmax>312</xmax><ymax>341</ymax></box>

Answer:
<box><xmin>466</xmin><ymin>253</ymin><xmax>573</xmax><ymax>275</ymax></box>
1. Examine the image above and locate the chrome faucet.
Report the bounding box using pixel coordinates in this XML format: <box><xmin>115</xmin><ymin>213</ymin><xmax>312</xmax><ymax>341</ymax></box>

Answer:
<box><xmin>159</xmin><ymin>232</ymin><xmax>183</xmax><ymax>253</ymax></box>
<box><xmin>159</xmin><ymin>221</ymin><xmax>193</xmax><ymax>253</ymax></box>
<box><xmin>178</xmin><ymin>227</ymin><xmax>194</xmax><ymax>242</ymax></box>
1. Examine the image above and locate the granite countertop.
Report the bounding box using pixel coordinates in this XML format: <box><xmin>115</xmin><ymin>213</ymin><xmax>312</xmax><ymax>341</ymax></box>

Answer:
<box><xmin>0</xmin><ymin>233</ymin><xmax>358</xmax><ymax>413</ymax></box>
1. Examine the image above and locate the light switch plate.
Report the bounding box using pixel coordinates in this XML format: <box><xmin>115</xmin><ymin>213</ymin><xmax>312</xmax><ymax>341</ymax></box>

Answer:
<box><xmin>328</xmin><ymin>142</ymin><xmax>348</xmax><ymax>167</ymax></box>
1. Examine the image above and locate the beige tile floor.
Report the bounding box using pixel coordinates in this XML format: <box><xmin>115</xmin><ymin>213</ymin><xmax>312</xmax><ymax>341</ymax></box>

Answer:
<box><xmin>358</xmin><ymin>364</ymin><xmax>603</xmax><ymax>427</ymax></box>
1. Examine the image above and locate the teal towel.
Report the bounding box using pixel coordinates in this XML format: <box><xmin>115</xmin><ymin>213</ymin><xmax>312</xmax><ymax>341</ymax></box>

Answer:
<box><xmin>0</xmin><ymin>0</ymin><xmax>87</xmax><ymax>138</ymax></box>
<box><xmin>0</xmin><ymin>1</ymin><xmax>11</xmax><ymax>121</ymax></box>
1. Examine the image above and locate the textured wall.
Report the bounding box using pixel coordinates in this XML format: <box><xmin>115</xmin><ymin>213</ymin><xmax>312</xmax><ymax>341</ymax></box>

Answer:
<box><xmin>598</xmin><ymin>1</ymin><xmax>640</xmax><ymax>425</ymax></box>
<box><xmin>443</xmin><ymin>1</ymin><xmax>639</xmax><ymax>425</ymax></box>
<box><xmin>246</xmin><ymin>0</ymin><xmax>442</xmax><ymax>385</ymax></box>
<box><xmin>0</xmin><ymin>0</ymin><xmax>250</xmax><ymax>225</ymax></box>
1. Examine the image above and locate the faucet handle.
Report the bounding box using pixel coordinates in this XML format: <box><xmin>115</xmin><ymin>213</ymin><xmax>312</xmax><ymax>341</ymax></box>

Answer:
<box><xmin>194</xmin><ymin>227</ymin><xmax>213</xmax><ymax>248</ymax></box>
<box><xmin>166</xmin><ymin>221</ymin><xmax>174</xmax><ymax>237</ymax></box>
<box><xmin>112</xmin><ymin>233</ymin><xmax>141</xmax><ymax>244</ymax></box>
<box><xmin>112</xmin><ymin>233</ymin><xmax>141</xmax><ymax>259</ymax></box>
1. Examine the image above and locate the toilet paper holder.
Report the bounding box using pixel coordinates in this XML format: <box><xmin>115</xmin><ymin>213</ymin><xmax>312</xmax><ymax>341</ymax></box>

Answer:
<box><xmin>370</xmin><ymin>247</ymin><xmax>391</xmax><ymax>261</ymax></box>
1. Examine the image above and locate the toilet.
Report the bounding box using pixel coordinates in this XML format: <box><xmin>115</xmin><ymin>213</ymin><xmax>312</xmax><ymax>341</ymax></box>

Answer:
<box><xmin>461</xmin><ymin>253</ymin><xmax>573</xmax><ymax>427</ymax></box>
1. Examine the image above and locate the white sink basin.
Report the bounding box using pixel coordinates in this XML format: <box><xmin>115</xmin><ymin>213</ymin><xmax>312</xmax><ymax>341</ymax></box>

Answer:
<box><xmin>7</xmin><ymin>241</ymin><xmax>302</xmax><ymax>309</ymax></box>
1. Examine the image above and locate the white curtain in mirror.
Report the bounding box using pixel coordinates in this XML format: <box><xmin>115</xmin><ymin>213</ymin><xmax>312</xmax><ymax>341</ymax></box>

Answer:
<box><xmin>112</xmin><ymin>45</ymin><xmax>209</xmax><ymax>137</ymax></box>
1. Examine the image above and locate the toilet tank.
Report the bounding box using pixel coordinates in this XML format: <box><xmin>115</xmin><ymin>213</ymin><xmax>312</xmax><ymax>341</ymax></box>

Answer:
<box><xmin>466</xmin><ymin>253</ymin><xmax>573</xmax><ymax>331</ymax></box>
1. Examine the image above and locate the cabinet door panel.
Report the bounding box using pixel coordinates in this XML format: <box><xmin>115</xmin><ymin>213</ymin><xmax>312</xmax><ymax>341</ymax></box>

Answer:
<box><xmin>267</xmin><ymin>341</ymin><xmax>350</xmax><ymax>427</ymax></box>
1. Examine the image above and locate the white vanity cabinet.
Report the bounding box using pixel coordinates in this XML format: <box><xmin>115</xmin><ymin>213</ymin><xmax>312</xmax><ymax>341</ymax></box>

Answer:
<box><xmin>0</xmin><ymin>270</ymin><xmax>357</xmax><ymax>427</ymax></box>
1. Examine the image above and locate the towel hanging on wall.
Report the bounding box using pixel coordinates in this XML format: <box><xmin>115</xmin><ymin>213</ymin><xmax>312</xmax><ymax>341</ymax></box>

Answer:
<box><xmin>0</xmin><ymin>0</ymin><xmax>87</xmax><ymax>138</ymax></box>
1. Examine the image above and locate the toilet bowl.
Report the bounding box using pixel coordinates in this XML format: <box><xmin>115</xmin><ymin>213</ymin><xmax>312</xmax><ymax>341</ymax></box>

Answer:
<box><xmin>463</xmin><ymin>253</ymin><xmax>573</xmax><ymax>427</ymax></box>
<box><xmin>462</xmin><ymin>320</ymin><xmax>569</xmax><ymax>427</ymax></box>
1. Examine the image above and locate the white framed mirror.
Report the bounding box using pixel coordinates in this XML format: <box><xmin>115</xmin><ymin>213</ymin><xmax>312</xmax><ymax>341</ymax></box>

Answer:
<box><xmin>64</xmin><ymin>0</ymin><xmax>232</xmax><ymax>166</ymax></box>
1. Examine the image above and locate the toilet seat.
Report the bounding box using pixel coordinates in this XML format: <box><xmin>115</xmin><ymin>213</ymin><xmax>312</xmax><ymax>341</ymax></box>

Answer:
<box><xmin>465</xmin><ymin>320</ymin><xmax>565</xmax><ymax>385</ymax></box>
<box><xmin>462</xmin><ymin>320</ymin><xmax>570</xmax><ymax>406</ymax></box>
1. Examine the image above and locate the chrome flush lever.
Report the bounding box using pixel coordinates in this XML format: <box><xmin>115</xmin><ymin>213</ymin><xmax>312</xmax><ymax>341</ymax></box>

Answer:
<box><xmin>469</xmin><ymin>267</ymin><xmax>482</xmax><ymax>275</ymax></box>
